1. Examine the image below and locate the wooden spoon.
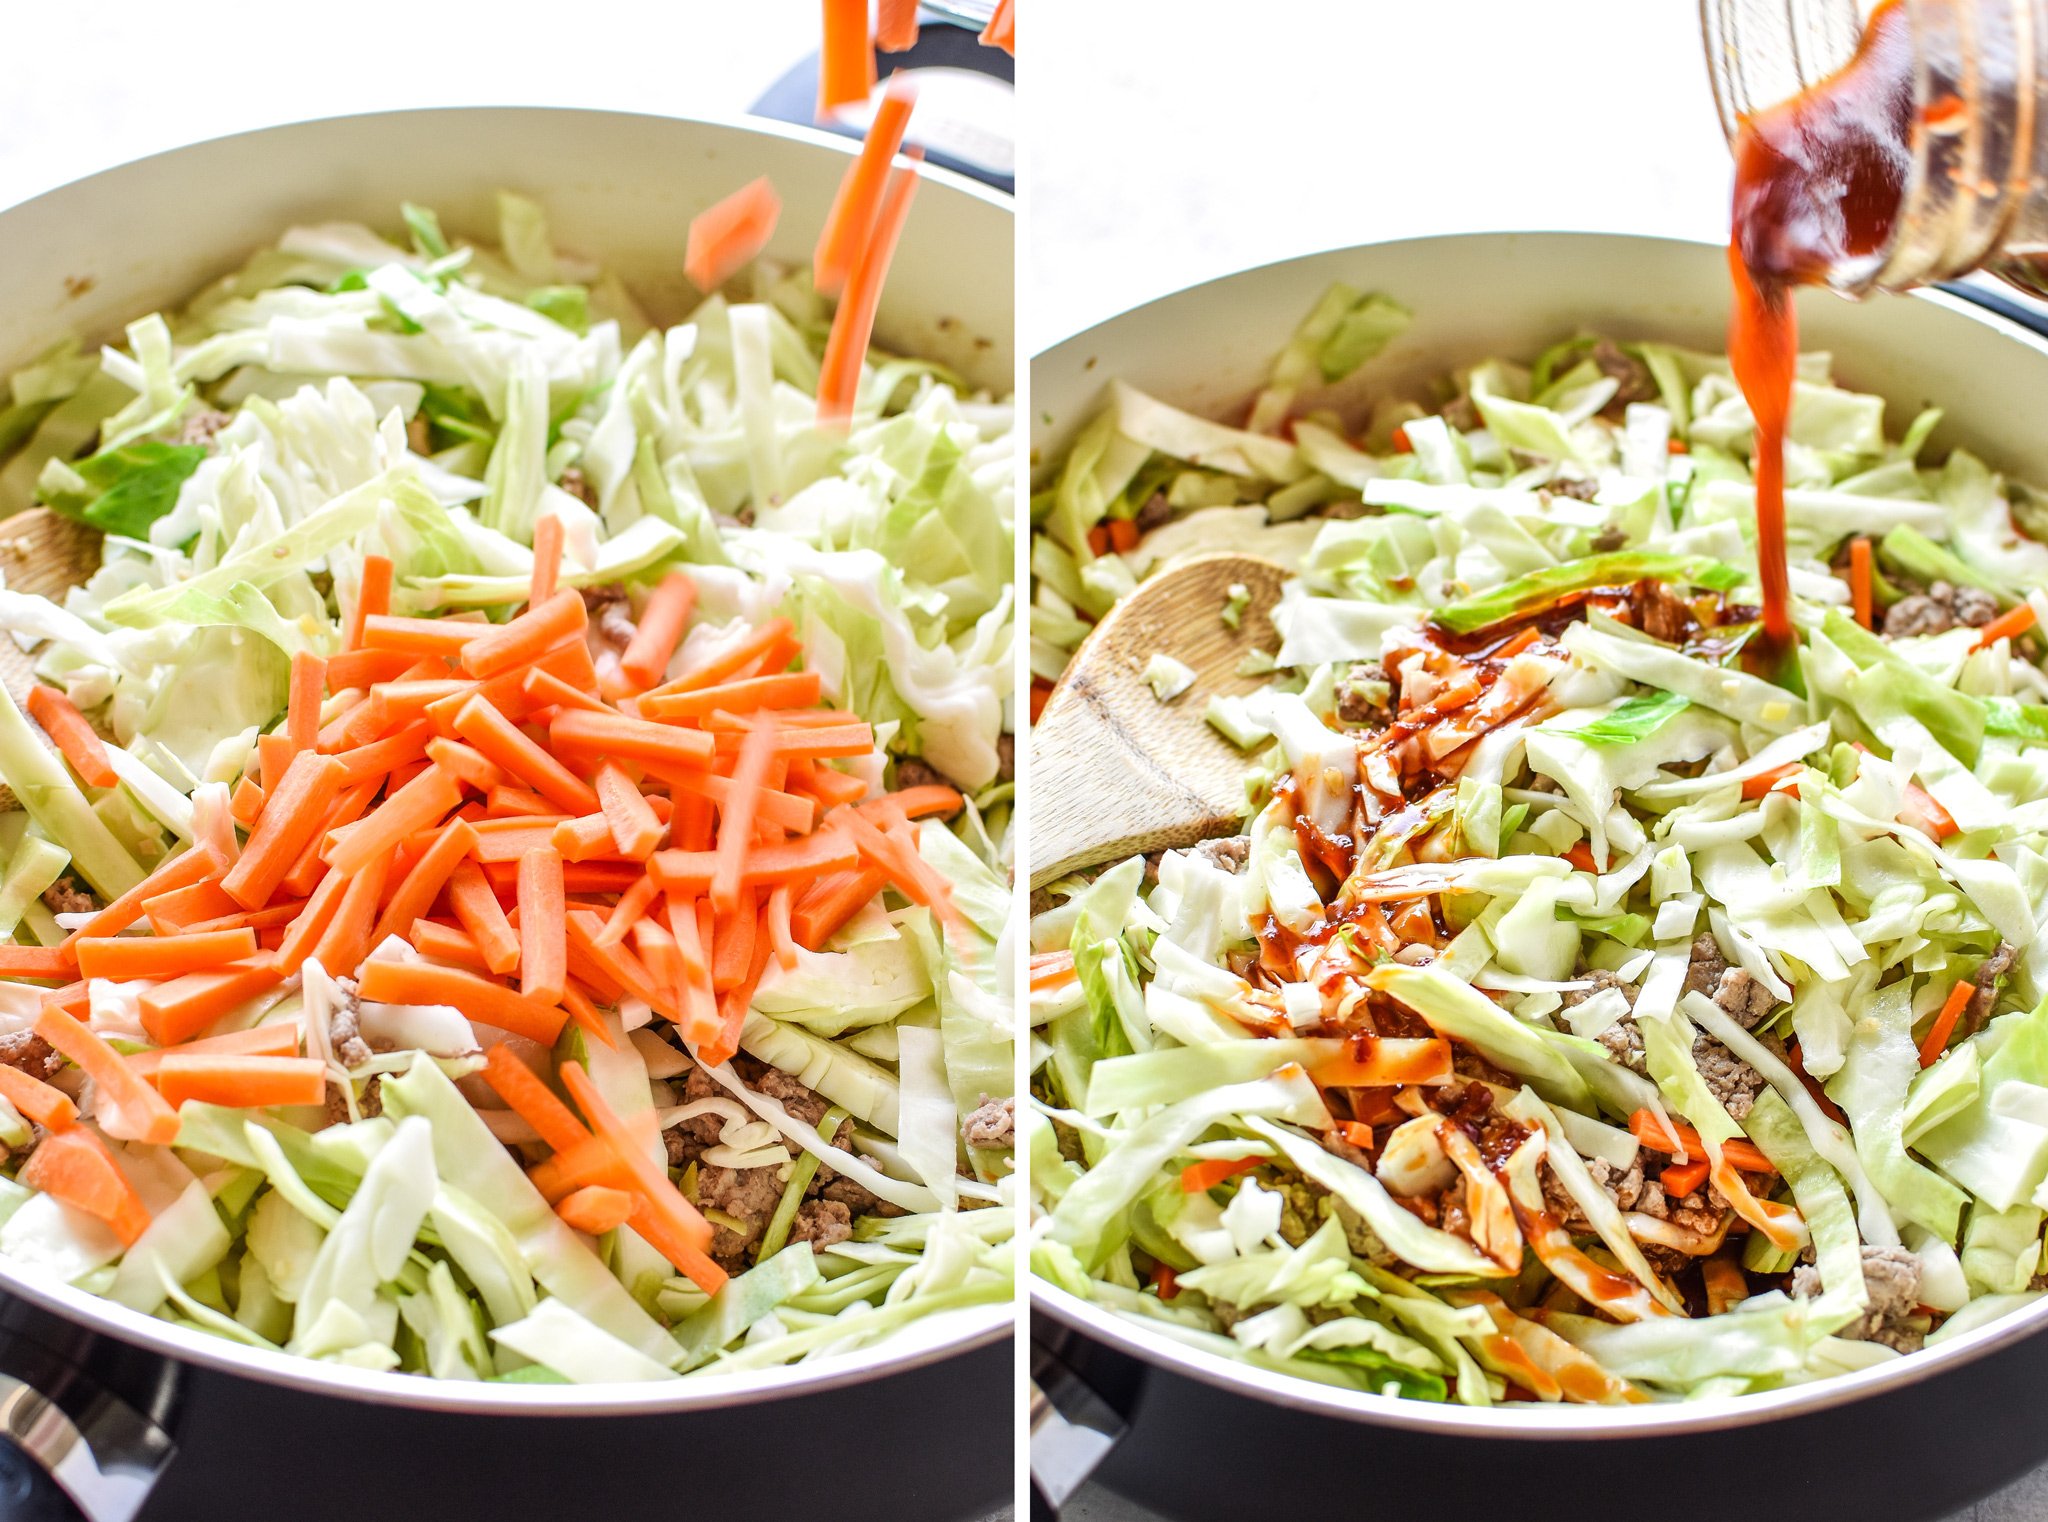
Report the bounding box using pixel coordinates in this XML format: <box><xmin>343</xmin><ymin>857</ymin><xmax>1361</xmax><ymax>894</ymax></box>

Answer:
<box><xmin>1029</xmin><ymin>552</ymin><xmax>1289</xmax><ymax>890</ymax></box>
<box><xmin>0</xmin><ymin>509</ymin><xmax>104</xmax><ymax>811</ymax></box>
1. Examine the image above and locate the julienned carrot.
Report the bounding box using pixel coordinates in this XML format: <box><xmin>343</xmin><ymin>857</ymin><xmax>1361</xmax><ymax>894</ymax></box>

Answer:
<box><xmin>447</xmin><ymin>861</ymin><xmax>520</xmax><ymax>975</ymax></box>
<box><xmin>284</xmin><ymin>779</ymin><xmax>376</xmax><ymax>899</ymax></box>
<box><xmin>0</xmin><ymin>1063</ymin><xmax>77</xmax><ymax>1130</ymax></box>
<box><xmin>127</xmin><ymin>1021</ymin><xmax>298</xmax><ymax>1079</ymax></box>
<box><xmin>552</xmin><ymin>815</ymin><xmax>618</xmax><ymax>863</ymax></box>
<box><xmin>791</xmin><ymin>864</ymin><xmax>888</xmax><ymax>950</ymax></box>
<box><xmin>26</xmin><ymin>686</ymin><xmax>116</xmax><ymax>789</ymax></box>
<box><xmin>1626</xmin><ymin>1109</ymin><xmax>1777</xmax><ymax>1174</ymax></box>
<box><xmin>559</xmin><ymin>1060</ymin><xmax>722</xmax><ymax>1292</ymax></box>
<box><xmin>653</xmin><ymin>767</ymin><xmax>816</xmax><ymax>836</ymax></box>
<box><xmin>1919</xmin><ymin>976</ymin><xmax>1977</xmax><ymax>1068</ymax></box>
<box><xmin>0</xmin><ymin>946</ymin><xmax>77</xmax><ymax>978</ymax></box>
<box><xmin>619</xmin><ymin>572</ymin><xmax>697</xmax><ymax>690</ymax></box>
<box><xmin>454</xmin><ymin>696</ymin><xmax>600</xmax><ymax>815</ymax></box>
<box><xmin>74</xmin><ymin>928</ymin><xmax>259</xmax><ymax>981</ymax></box>
<box><xmin>426</xmin><ymin>738</ymin><xmax>504</xmax><ymax>793</ymax></box>
<box><xmin>469</xmin><ymin>822</ymin><xmax>573</xmax><ymax>865</ymax></box>
<box><xmin>138</xmin><ymin>961</ymin><xmax>285</xmax><ymax>1046</ymax></box>
<box><xmin>528</xmin><ymin>1134</ymin><xmax>634</xmax><ymax>1201</ymax></box>
<box><xmin>308</xmin><ymin>851</ymin><xmax>391</xmax><ymax>976</ymax></box>
<box><xmin>980</xmin><ymin>0</ymin><xmax>1014</xmax><ymax>52</ymax></box>
<box><xmin>356</xmin><ymin>960</ymin><xmax>568</xmax><ymax>1046</ymax></box>
<box><xmin>153</xmin><ymin>1055</ymin><xmax>327</xmax><ymax>1110</ymax></box>
<box><xmin>275</xmin><ymin>867</ymin><xmax>349</xmax><ymax>977</ymax></box>
<box><xmin>326</xmin><ymin>765</ymin><xmax>463</xmax><ymax>880</ymax></box>
<box><xmin>565</xmin><ymin>911</ymin><xmax>673</xmax><ymax>1018</ymax></box>
<box><xmin>1028</xmin><ymin>950</ymin><xmax>1077</xmax><ymax>989</ymax></box>
<box><xmin>712</xmin><ymin>722</ymin><xmax>873</xmax><ymax>759</ymax></box>
<box><xmin>327</xmin><ymin>649</ymin><xmax>414</xmax><ymax>691</ymax></box>
<box><xmin>530</xmin><ymin>514</ymin><xmax>565</xmax><ymax>608</ymax></box>
<box><xmin>1181</xmin><ymin>1157</ymin><xmax>1261</xmax><ymax>1193</ymax></box>
<box><xmin>409</xmin><ymin>920</ymin><xmax>489</xmax><ymax>972</ymax></box>
<box><xmin>550</xmin><ymin>710</ymin><xmax>714</xmax><ymax>769</ymax></box>
<box><xmin>712</xmin><ymin>717</ymin><xmax>779</xmax><ymax>916</ymax></box>
<box><xmin>640</xmin><ymin>671</ymin><xmax>824</xmax><ymax>722</ymax></box>
<box><xmin>788</xmin><ymin>758</ymin><xmax>869</xmax><ymax>809</ymax></box>
<box><xmin>461</xmin><ymin>590</ymin><xmax>588</xmax><ymax>680</ymax></box>
<box><xmin>559</xmin><ymin>982</ymin><xmax>618</xmax><ymax>1050</ymax></box>
<box><xmin>597</xmin><ymin>875</ymin><xmax>661</xmax><ymax>949</ymax></box>
<box><xmin>633</xmin><ymin>918</ymin><xmax>683</xmax><ymax>1006</ymax></box>
<box><xmin>34</xmin><ymin>1005</ymin><xmax>180</xmax><ymax>1145</ymax></box>
<box><xmin>595</xmin><ymin>764</ymin><xmax>664</xmax><ymax>859</ymax></box>
<box><xmin>684</xmin><ymin>177</ymin><xmax>784</xmax><ymax>293</ymax></box>
<box><xmin>336</xmin><ymin>722</ymin><xmax>435</xmax><ymax>788</ymax></box>
<box><xmin>839</xmin><ymin>806</ymin><xmax>963</xmax><ymax>932</ymax></box>
<box><xmin>518</xmin><ymin>849</ymin><xmax>567</xmax><ymax>1005</ymax></box>
<box><xmin>1660</xmin><ymin>1159</ymin><xmax>1711</xmax><ymax>1198</ymax></box>
<box><xmin>815</xmin><ymin>79</ymin><xmax>917</xmax><ymax>298</ymax></box>
<box><xmin>360</xmin><ymin>614</ymin><xmax>479</xmax><ymax>659</ymax></box>
<box><xmin>817</xmin><ymin>156</ymin><xmax>920</xmax><ymax>428</ymax></box>
<box><xmin>1741</xmin><ymin>761</ymin><xmax>1804</xmax><ymax>801</ymax></box>
<box><xmin>20</xmin><ymin>1129</ymin><xmax>150</xmax><ymax>1246</ymax></box>
<box><xmin>1975</xmin><ymin>601</ymin><xmax>2038</xmax><ymax>651</ymax></box>
<box><xmin>493</xmin><ymin>786</ymin><xmax>565</xmax><ymax>819</ymax></box>
<box><xmin>223</xmin><ymin>751</ymin><xmax>345</xmax><ymax>909</ymax></box>
<box><xmin>876</xmin><ymin>0</ymin><xmax>920</xmax><ymax>53</ymax></box>
<box><xmin>556</xmin><ymin>1184</ymin><xmax>637</xmax><ymax>1236</ymax></box>
<box><xmin>711</xmin><ymin>898</ymin><xmax>758</xmax><ymax>993</ymax></box>
<box><xmin>650</xmin><ymin>831</ymin><xmax>861</xmax><ymax>891</ymax></box>
<box><xmin>346</xmin><ymin>555</ymin><xmax>394</xmax><ymax>650</ymax></box>
<box><xmin>863</xmin><ymin>784</ymin><xmax>962</xmax><ymax>820</ymax></box>
<box><xmin>287</xmin><ymin>651</ymin><xmax>326</xmax><ymax>756</ymax></box>
<box><xmin>481</xmin><ymin>1044</ymin><xmax>590</xmax><ymax>1153</ymax></box>
<box><xmin>1848</xmin><ymin>537</ymin><xmax>1874</xmax><ymax>630</ymax></box>
<box><xmin>229</xmin><ymin>777</ymin><xmax>266</xmax><ymax>827</ymax></box>
<box><xmin>368</xmin><ymin>682</ymin><xmax>471</xmax><ymax>733</ymax></box>
<box><xmin>816</xmin><ymin>0</ymin><xmax>876</xmax><ymax>118</ymax></box>
<box><xmin>667</xmin><ymin>897</ymin><xmax>719</xmax><ymax>1041</ymax></box>
<box><xmin>521</xmin><ymin>668</ymin><xmax>610</xmax><ymax>716</ymax></box>
<box><xmin>182</xmin><ymin>900</ymin><xmax>310</xmax><ymax>936</ymax></box>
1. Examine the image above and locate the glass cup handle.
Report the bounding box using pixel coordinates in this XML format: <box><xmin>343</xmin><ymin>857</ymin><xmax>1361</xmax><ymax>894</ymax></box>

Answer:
<box><xmin>0</xmin><ymin>1366</ymin><xmax>173</xmax><ymax>1522</ymax></box>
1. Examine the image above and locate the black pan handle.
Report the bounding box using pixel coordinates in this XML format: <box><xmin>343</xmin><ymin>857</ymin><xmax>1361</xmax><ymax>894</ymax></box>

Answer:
<box><xmin>1936</xmin><ymin>278</ymin><xmax>2048</xmax><ymax>341</ymax></box>
<box><xmin>0</xmin><ymin>1318</ymin><xmax>174</xmax><ymax>1522</ymax></box>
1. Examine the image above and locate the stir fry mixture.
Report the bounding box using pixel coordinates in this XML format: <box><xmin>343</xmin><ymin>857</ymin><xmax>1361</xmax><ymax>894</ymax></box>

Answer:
<box><xmin>1028</xmin><ymin>291</ymin><xmax>2048</xmax><ymax>1404</ymax></box>
<box><xmin>0</xmin><ymin>189</ymin><xmax>1015</xmax><ymax>1382</ymax></box>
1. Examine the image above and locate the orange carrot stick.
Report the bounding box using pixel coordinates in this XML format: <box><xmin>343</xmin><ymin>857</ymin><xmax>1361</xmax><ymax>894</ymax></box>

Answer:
<box><xmin>651</xmin><ymin>766</ymin><xmax>816</xmax><ymax>836</ymax></box>
<box><xmin>713</xmin><ymin>717</ymin><xmax>779</xmax><ymax>915</ymax></box>
<box><xmin>550</xmin><ymin>709</ymin><xmax>715</xmax><ymax>769</ymax></box>
<box><xmin>556</xmin><ymin>1183</ymin><xmax>637</xmax><ymax>1236</ymax></box>
<box><xmin>683</xmin><ymin>177</ymin><xmax>784</xmax><ymax>293</ymax></box>
<box><xmin>460</xmin><ymin>590</ymin><xmax>588</xmax><ymax>681</ymax></box>
<box><xmin>355</xmin><ymin>960</ymin><xmax>567</xmax><ymax>1045</ymax></box>
<box><xmin>618</xmin><ymin>572</ymin><xmax>697</xmax><ymax>690</ymax></box>
<box><xmin>490</xmin><ymin>786</ymin><xmax>565</xmax><ymax>819</ymax></box>
<box><xmin>551</xmin><ymin>815</ymin><xmax>619</xmax><ymax>863</ymax></box>
<box><xmin>815</xmin><ymin>79</ymin><xmax>917</xmax><ymax>297</ymax></box>
<box><xmin>335</xmin><ymin>721</ymin><xmax>436</xmax><ymax>788</ymax></box>
<box><xmin>1848</xmin><ymin>537</ymin><xmax>1874</xmax><ymax>631</ymax></box>
<box><xmin>791</xmin><ymin>864</ymin><xmax>888</xmax><ymax>950</ymax></box>
<box><xmin>153</xmin><ymin>1055</ymin><xmax>327</xmax><ymax>1110</ymax></box>
<box><xmin>453</xmin><ymin>696</ymin><xmax>600</xmax><ymax>815</ymax></box>
<box><xmin>34</xmin><ymin>1004</ymin><xmax>180</xmax><ymax>1144</ymax></box>
<box><xmin>20</xmin><ymin>1129</ymin><xmax>150</xmax><ymax>1245</ymax></box>
<box><xmin>308</xmin><ymin>851</ymin><xmax>391</xmax><ymax>977</ymax></box>
<box><xmin>862</xmin><ymin>784</ymin><xmax>962</xmax><ymax>821</ymax></box>
<box><xmin>127</xmin><ymin>1022</ymin><xmax>298</xmax><ymax>1080</ymax></box>
<box><xmin>323</xmin><ymin>764</ymin><xmax>462</xmax><ymax>879</ymax></box>
<box><xmin>595</xmin><ymin>763</ymin><xmax>664</xmax><ymax>859</ymax></box>
<box><xmin>640</xmin><ymin>671</ymin><xmax>824</xmax><ymax>722</ymax></box>
<box><xmin>346</xmin><ymin>555</ymin><xmax>394</xmax><ymax>651</ymax></box>
<box><xmin>876</xmin><ymin>0</ymin><xmax>920</xmax><ymax>53</ymax></box>
<box><xmin>980</xmin><ymin>0</ymin><xmax>1014</xmax><ymax>52</ymax></box>
<box><xmin>764</xmin><ymin>885</ymin><xmax>800</xmax><ymax>971</ymax></box>
<box><xmin>426</xmin><ymin>737</ymin><xmax>505</xmax><ymax>793</ymax></box>
<box><xmin>229</xmin><ymin>777</ymin><xmax>266</xmax><ymax>827</ymax></box>
<box><xmin>520</xmin><ymin>668</ymin><xmax>611</xmax><ymax>716</ymax></box>
<box><xmin>650</xmin><ymin>831</ymin><xmax>861</xmax><ymax>892</ymax></box>
<box><xmin>597</xmin><ymin>874</ymin><xmax>660</xmax><ymax>949</ymax></box>
<box><xmin>287</xmin><ymin>651</ymin><xmax>326</xmax><ymax>756</ymax></box>
<box><xmin>0</xmin><ymin>946</ymin><xmax>78</xmax><ymax>978</ymax></box>
<box><xmin>327</xmin><ymin>649</ymin><xmax>414</xmax><ymax>691</ymax></box>
<box><xmin>447</xmin><ymin>861</ymin><xmax>520</xmax><ymax>975</ymax></box>
<box><xmin>360</xmin><ymin>613</ymin><xmax>481</xmax><ymax>659</ymax></box>
<box><xmin>469</xmin><ymin>822</ymin><xmax>573</xmax><ymax>865</ymax></box>
<box><xmin>651</xmin><ymin>617</ymin><xmax>798</xmax><ymax>695</ymax></box>
<box><xmin>817</xmin><ymin>156</ymin><xmax>920</xmax><ymax>428</ymax></box>
<box><xmin>559</xmin><ymin>1060</ymin><xmax>721</xmax><ymax>1290</ymax></box>
<box><xmin>222</xmin><ymin>751</ymin><xmax>345</xmax><ymax>909</ymax></box>
<box><xmin>408</xmin><ymin>920</ymin><xmax>492</xmax><ymax>973</ymax></box>
<box><xmin>273</xmin><ymin>866</ymin><xmax>351</xmax><ymax>976</ymax></box>
<box><xmin>530</xmin><ymin>514</ymin><xmax>565</xmax><ymax>608</ymax></box>
<box><xmin>0</xmin><ymin>1063</ymin><xmax>77</xmax><ymax>1131</ymax></box>
<box><xmin>26</xmin><ymin>686</ymin><xmax>116</xmax><ymax>789</ymax></box>
<box><xmin>518</xmin><ymin>849</ymin><xmax>567</xmax><ymax>1005</ymax></box>
<box><xmin>1919</xmin><ymin>976</ymin><xmax>1977</xmax><ymax>1068</ymax></box>
<box><xmin>560</xmin><ymin>981</ymin><xmax>617</xmax><ymax>1050</ymax></box>
<box><xmin>1975</xmin><ymin>601</ymin><xmax>2038</xmax><ymax>651</ymax></box>
<box><xmin>138</xmin><ymin>960</ymin><xmax>285</xmax><ymax>1046</ymax></box>
<box><xmin>816</xmin><ymin>0</ymin><xmax>876</xmax><ymax>117</ymax></box>
<box><xmin>74</xmin><ymin>927</ymin><xmax>259</xmax><ymax>981</ymax></box>
<box><xmin>480</xmin><ymin>1042</ymin><xmax>591</xmax><ymax>1153</ymax></box>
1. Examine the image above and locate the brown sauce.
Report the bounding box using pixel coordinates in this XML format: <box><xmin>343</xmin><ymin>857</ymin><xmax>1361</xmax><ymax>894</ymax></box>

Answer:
<box><xmin>1728</xmin><ymin>0</ymin><xmax>1915</xmax><ymax>654</ymax></box>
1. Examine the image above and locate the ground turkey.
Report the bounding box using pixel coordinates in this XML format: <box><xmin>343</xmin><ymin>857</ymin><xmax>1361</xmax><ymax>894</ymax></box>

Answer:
<box><xmin>1591</xmin><ymin>935</ymin><xmax>1776</xmax><ymax>1120</ymax></box>
<box><xmin>963</xmin><ymin>1095</ymin><xmax>1014</xmax><ymax>1150</ymax></box>
<box><xmin>1883</xmin><ymin>580</ymin><xmax>1999</xmax><ymax>638</ymax></box>
<box><xmin>40</xmin><ymin>876</ymin><xmax>93</xmax><ymax>917</ymax></box>
<box><xmin>1791</xmin><ymin>1245</ymin><xmax>1928</xmax><ymax>1351</ymax></box>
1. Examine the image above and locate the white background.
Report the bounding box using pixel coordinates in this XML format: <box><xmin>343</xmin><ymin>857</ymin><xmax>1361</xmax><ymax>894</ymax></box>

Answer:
<box><xmin>1023</xmin><ymin>0</ymin><xmax>1735</xmax><ymax>349</ymax></box>
<box><xmin>0</xmin><ymin>0</ymin><xmax>822</xmax><ymax>214</ymax></box>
